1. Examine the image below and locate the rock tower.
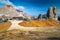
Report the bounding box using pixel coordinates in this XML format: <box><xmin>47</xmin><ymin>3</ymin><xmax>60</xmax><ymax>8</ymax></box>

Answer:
<box><xmin>47</xmin><ymin>7</ymin><xmax>58</xmax><ymax>20</ymax></box>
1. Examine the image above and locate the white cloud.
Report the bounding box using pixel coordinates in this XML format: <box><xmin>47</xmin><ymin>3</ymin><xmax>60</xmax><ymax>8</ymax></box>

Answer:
<box><xmin>0</xmin><ymin>0</ymin><xmax>13</xmax><ymax>5</ymax></box>
<box><xmin>0</xmin><ymin>0</ymin><xmax>25</xmax><ymax>11</ymax></box>
<box><xmin>15</xmin><ymin>6</ymin><xmax>25</xmax><ymax>11</ymax></box>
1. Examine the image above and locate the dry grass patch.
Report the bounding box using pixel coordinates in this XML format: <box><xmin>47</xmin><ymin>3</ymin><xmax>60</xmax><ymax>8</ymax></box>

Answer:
<box><xmin>19</xmin><ymin>19</ymin><xmax>60</xmax><ymax>27</ymax></box>
<box><xmin>0</xmin><ymin>21</ymin><xmax>11</xmax><ymax>32</ymax></box>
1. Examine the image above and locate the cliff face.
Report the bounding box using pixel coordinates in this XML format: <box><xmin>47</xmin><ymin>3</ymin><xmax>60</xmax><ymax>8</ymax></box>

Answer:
<box><xmin>47</xmin><ymin>7</ymin><xmax>58</xmax><ymax>20</ymax></box>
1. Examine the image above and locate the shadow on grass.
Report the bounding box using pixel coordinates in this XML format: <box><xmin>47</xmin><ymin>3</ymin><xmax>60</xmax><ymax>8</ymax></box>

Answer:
<box><xmin>47</xmin><ymin>37</ymin><xmax>60</xmax><ymax>40</ymax></box>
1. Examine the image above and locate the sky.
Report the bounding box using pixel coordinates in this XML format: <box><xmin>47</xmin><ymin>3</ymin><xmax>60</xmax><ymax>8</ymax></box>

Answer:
<box><xmin>0</xmin><ymin>0</ymin><xmax>60</xmax><ymax>16</ymax></box>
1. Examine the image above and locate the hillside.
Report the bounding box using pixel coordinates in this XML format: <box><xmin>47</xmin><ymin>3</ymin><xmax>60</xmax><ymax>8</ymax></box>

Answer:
<box><xmin>0</xmin><ymin>21</ymin><xmax>11</xmax><ymax>32</ymax></box>
<box><xmin>19</xmin><ymin>19</ymin><xmax>60</xmax><ymax>27</ymax></box>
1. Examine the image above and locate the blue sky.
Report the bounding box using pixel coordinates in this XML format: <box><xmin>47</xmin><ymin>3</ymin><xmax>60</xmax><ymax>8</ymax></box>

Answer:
<box><xmin>0</xmin><ymin>0</ymin><xmax>60</xmax><ymax>16</ymax></box>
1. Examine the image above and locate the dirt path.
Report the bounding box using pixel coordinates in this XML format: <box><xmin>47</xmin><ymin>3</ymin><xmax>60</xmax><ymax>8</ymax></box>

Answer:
<box><xmin>7</xmin><ymin>20</ymin><xmax>23</xmax><ymax>30</ymax></box>
<box><xmin>7</xmin><ymin>20</ymin><xmax>40</xmax><ymax>31</ymax></box>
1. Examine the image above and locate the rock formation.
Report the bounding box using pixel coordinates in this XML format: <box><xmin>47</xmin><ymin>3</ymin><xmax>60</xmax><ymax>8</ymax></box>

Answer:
<box><xmin>47</xmin><ymin>7</ymin><xmax>58</xmax><ymax>20</ymax></box>
<box><xmin>35</xmin><ymin>7</ymin><xmax>58</xmax><ymax>20</ymax></box>
<box><xmin>37</xmin><ymin>14</ymin><xmax>42</xmax><ymax>20</ymax></box>
<box><xmin>53</xmin><ymin>7</ymin><xmax>58</xmax><ymax>20</ymax></box>
<box><xmin>47</xmin><ymin>7</ymin><xmax>53</xmax><ymax>18</ymax></box>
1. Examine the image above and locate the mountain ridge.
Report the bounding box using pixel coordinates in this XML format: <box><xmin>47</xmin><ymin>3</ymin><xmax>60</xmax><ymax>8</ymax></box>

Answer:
<box><xmin>0</xmin><ymin>5</ymin><xmax>31</xmax><ymax>19</ymax></box>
